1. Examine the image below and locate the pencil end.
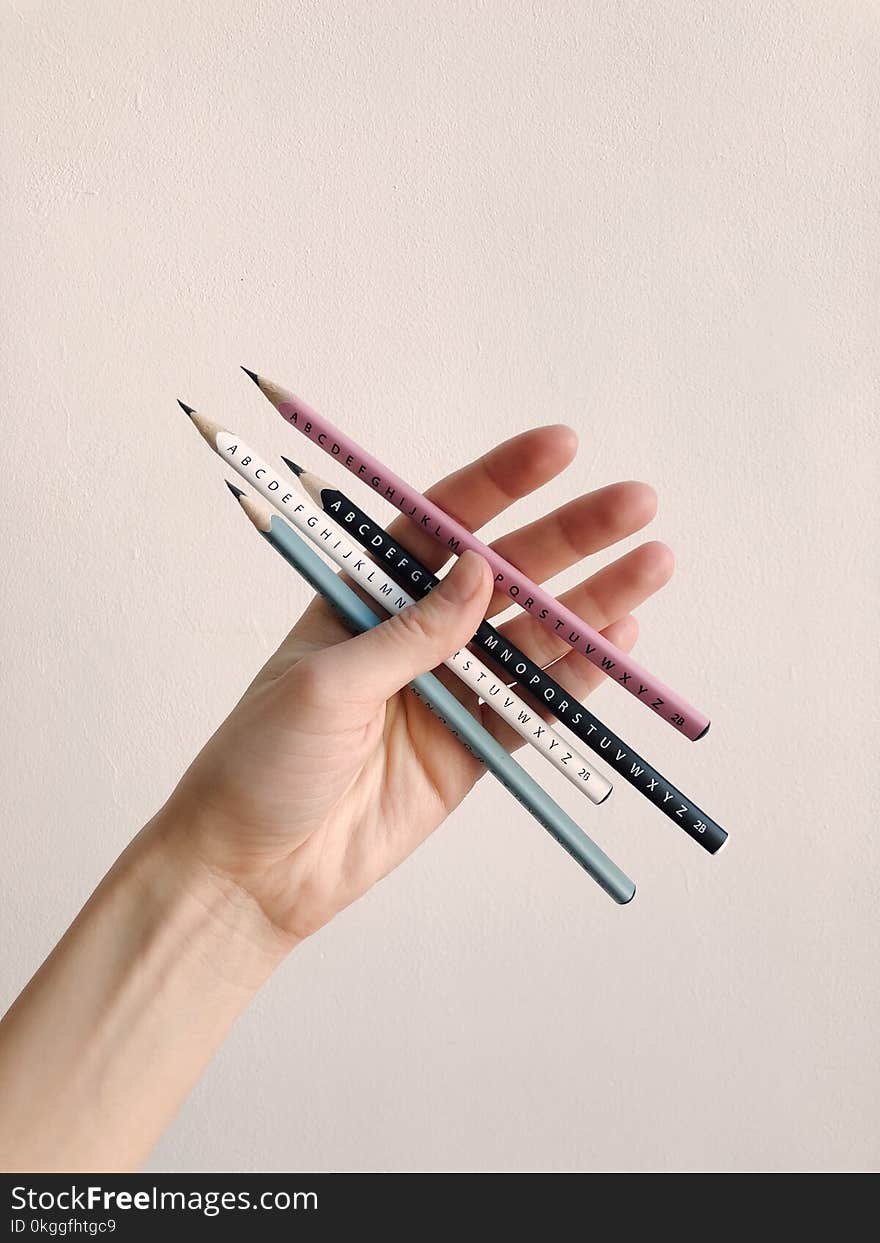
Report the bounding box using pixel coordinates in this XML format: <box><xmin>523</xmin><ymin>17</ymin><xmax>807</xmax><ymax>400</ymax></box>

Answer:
<box><xmin>242</xmin><ymin>368</ymin><xmax>289</xmax><ymax>410</ymax></box>
<box><xmin>231</xmin><ymin>485</ymin><xmax>274</xmax><ymax>533</ymax></box>
<box><xmin>280</xmin><ymin>455</ymin><xmax>304</xmax><ymax>477</ymax></box>
<box><xmin>178</xmin><ymin>400</ymin><xmax>225</xmax><ymax>448</ymax></box>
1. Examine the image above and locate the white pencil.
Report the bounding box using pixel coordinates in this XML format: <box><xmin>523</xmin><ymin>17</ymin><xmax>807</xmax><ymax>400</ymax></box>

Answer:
<box><xmin>181</xmin><ymin>402</ymin><xmax>613</xmax><ymax>805</ymax></box>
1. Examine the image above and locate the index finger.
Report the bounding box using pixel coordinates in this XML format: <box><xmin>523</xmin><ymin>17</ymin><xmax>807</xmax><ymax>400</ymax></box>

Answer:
<box><xmin>382</xmin><ymin>424</ymin><xmax>578</xmax><ymax>572</ymax></box>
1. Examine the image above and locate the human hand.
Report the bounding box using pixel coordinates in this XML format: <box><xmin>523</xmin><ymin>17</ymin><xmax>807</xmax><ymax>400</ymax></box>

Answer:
<box><xmin>0</xmin><ymin>426</ymin><xmax>674</xmax><ymax>1171</ymax></box>
<box><xmin>165</xmin><ymin>426</ymin><xmax>672</xmax><ymax>946</ymax></box>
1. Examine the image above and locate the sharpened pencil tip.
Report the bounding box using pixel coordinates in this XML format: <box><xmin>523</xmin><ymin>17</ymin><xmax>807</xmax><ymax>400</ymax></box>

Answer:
<box><xmin>225</xmin><ymin>481</ymin><xmax>245</xmax><ymax>500</ymax></box>
<box><xmin>240</xmin><ymin>366</ymin><xmax>260</xmax><ymax>386</ymax></box>
<box><xmin>280</xmin><ymin>455</ymin><xmax>304</xmax><ymax>477</ymax></box>
<box><xmin>177</xmin><ymin>399</ymin><xmax>196</xmax><ymax>417</ymax></box>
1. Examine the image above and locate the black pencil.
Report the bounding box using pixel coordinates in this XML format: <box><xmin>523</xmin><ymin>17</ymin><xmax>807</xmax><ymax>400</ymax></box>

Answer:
<box><xmin>281</xmin><ymin>455</ymin><xmax>729</xmax><ymax>855</ymax></box>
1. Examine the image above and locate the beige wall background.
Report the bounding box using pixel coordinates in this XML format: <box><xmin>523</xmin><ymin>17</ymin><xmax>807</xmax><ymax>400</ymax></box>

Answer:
<box><xmin>1</xmin><ymin>0</ymin><xmax>878</xmax><ymax>1172</ymax></box>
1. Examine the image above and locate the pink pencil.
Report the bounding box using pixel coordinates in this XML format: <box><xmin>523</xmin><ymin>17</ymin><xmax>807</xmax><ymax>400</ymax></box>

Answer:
<box><xmin>243</xmin><ymin>368</ymin><xmax>711</xmax><ymax>741</ymax></box>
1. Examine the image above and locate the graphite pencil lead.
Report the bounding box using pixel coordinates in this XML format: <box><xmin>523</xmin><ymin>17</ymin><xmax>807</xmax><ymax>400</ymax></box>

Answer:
<box><xmin>177</xmin><ymin>399</ymin><xmax>196</xmax><ymax>416</ymax></box>
<box><xmin>225</xmin><ymin>481</ymin><xmax>245</xmax><ymax>500</ymax></box>
<box><xmin>280</xmin><ymin>455</ymin><xmax>305</xmax><ymax>477</ymax></box>
<box><xmin>241</xmin><ymin>366</ymin><xmax>260</xmax><ymax>386</ymax></box>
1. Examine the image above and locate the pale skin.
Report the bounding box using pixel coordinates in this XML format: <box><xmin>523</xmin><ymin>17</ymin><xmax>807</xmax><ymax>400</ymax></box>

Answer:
<box><xmin>0</xmin><ymin>425</ymin><xmax>673</xmax><ymax>1171</ymax></box>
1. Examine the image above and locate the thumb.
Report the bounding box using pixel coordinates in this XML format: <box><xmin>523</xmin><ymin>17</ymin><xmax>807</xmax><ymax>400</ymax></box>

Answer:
<box><xmin>323</xmin><ymin>550</ymin><xmax>494</xmax><ymax>703</ymax></box>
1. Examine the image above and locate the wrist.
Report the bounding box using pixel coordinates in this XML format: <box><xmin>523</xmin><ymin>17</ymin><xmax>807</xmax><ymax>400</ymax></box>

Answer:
<box><xmin>132</xmin><ymin>802</ymin><xmax>299</xmax><ymax>991</ymax></box>
<box><xmin>0</xmin><ymin>802</ymin><xmax>297</xmax><ymax>1172</ymax></box>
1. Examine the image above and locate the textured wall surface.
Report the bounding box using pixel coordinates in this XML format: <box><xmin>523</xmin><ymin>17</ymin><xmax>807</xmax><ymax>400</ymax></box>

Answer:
<box><xmin>1</xmin><ymin>0</ymin><xmax>878</xmax><ymax>1172</ymax></box>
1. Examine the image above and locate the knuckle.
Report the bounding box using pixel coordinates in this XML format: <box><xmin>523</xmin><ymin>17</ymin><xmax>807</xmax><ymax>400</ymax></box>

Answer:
<box><xmin>286</xmin><ymin>652</ymin><xmax>333</xmax><ymax>705</ymax></box>
<box><xmin>389</xmin><ymin>601</ymin><xmax>438</xmax><ymax>649</ymax></box>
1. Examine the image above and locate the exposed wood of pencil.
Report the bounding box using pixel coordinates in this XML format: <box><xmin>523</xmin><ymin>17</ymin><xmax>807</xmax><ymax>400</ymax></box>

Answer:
<box><xmin>226</xmin><ymin>481</ymin><xmax>273</xmax><ymax>532</ymax></box>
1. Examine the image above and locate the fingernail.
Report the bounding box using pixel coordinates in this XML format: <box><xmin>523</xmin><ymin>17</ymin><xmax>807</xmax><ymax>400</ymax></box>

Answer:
<box><xmin>439</xmin><ymin>550</ymin><xmax>486</xmax><ymax>603</ymax></box>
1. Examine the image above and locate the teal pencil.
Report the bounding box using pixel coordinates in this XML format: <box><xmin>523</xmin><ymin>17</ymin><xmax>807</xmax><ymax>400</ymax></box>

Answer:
<box><xmin>226</xmin><ymin>482</ymin><xmax>636</xmax><ymax>905</ymax></box>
